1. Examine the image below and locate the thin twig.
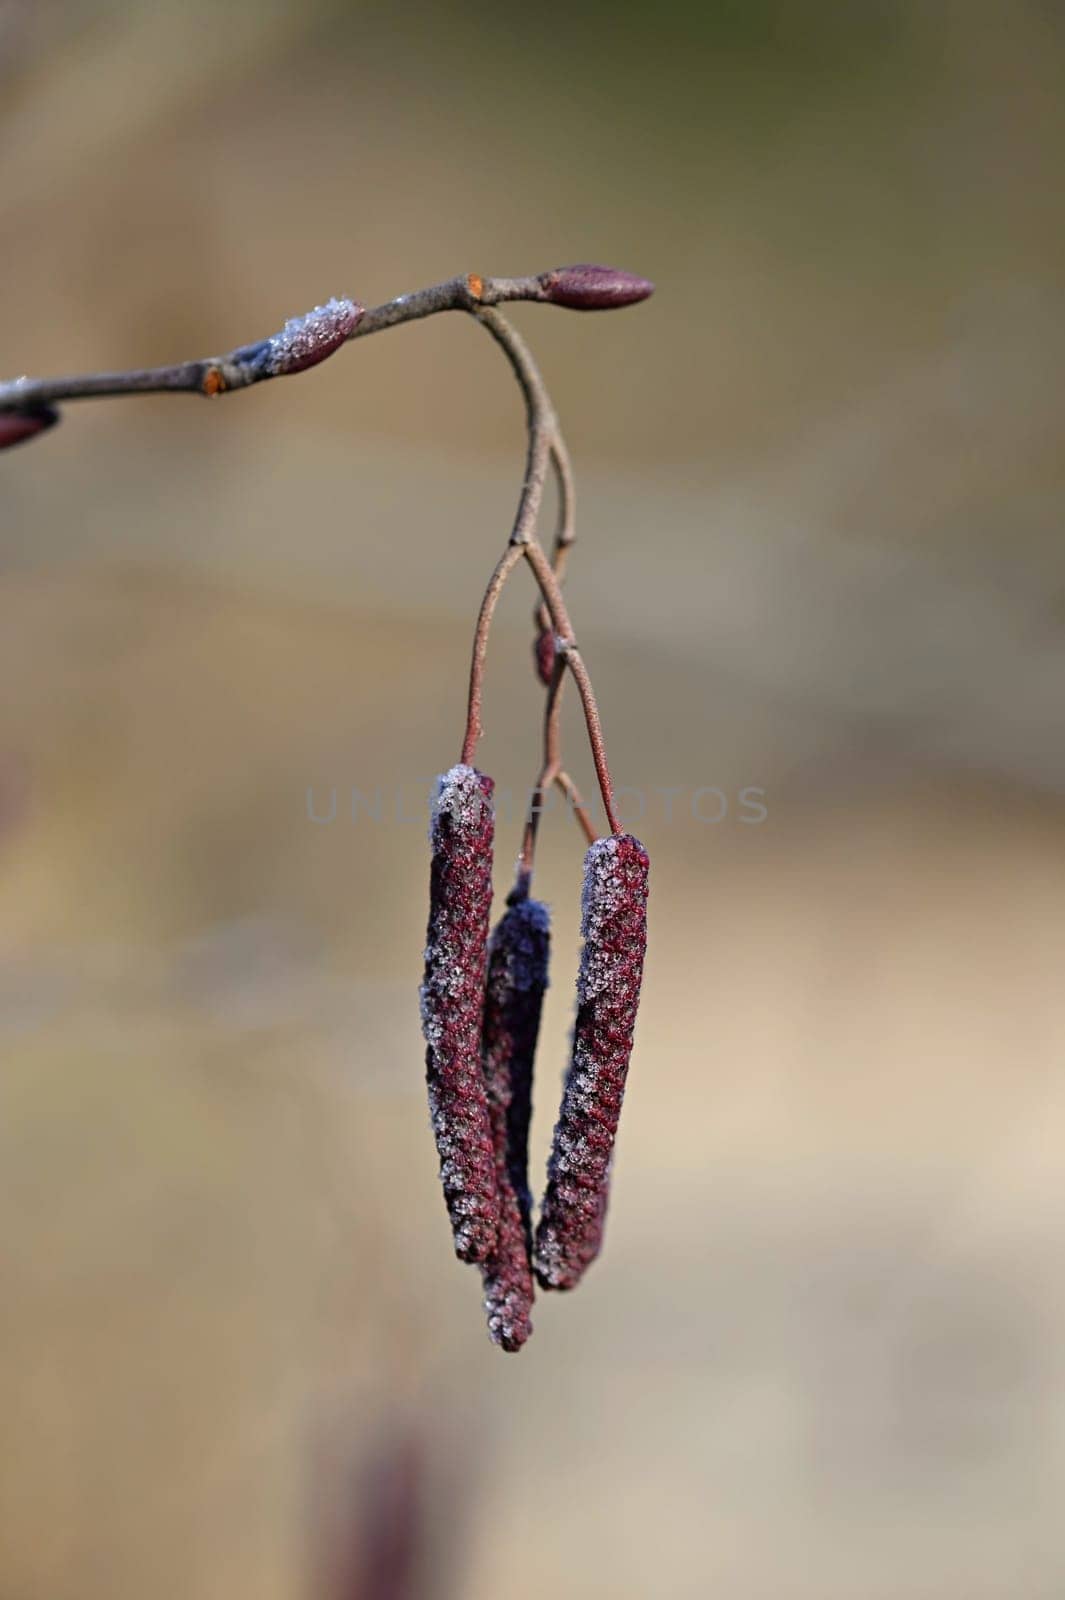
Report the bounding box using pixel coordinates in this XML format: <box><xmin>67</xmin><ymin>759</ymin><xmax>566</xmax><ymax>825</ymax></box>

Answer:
<box><xmin>0</xmin><ymin>274</ymin><xmax>554</xmax><ymax>411</ymax></box>
<box><xmin>521</xmin><ymin>540</ymin><xmax>620</xmax><ymax>836</ymax></box>
<box><xmin>517</xmin><ymin>648</ymin><xmax>568</xmax><ymax>883</ymax></box>
<box><xmin>554</xmin><ymin>770</ymin><xmax>597</xmax><ymax>846</ymax></box>
<box><xmin>461</xmin><ymin>541</ymin><xmax>526</xmax><ymax>765</ymax></box>
<box><xmin>535</xmin><ymin>438</ymin><xmax>575</xmax><ymax>637</ymax></box>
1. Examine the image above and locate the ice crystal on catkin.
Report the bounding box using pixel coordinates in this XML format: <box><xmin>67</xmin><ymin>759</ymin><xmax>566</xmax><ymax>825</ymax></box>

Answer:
<box><xmin>534</xmin><ymin>833</ymin><xmax>649</xmax><ymax>1291</ymax></box>
<box><xmin>420</xmin><ymin>765</ymin><xmax>499</xmax><ymax>1263</ymax></box>
<box><xmin>479</xmin><ymin>895</ymin><xmax>551</xmax><ymax>1350</ymax></box>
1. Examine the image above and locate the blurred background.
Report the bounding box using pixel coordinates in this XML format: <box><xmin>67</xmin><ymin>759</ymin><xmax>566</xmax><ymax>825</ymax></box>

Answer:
<box><xmin>2</xmin><ymin>1</ymin><xmax>1064</xmax><ymax>1595</ymax></box>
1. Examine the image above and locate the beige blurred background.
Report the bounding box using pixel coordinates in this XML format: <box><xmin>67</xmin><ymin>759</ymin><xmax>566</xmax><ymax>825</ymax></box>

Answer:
<box><xmin>2</xmin><ymin>2</ymin><xmax>1065</xmax><ymax>1596</ymax></box>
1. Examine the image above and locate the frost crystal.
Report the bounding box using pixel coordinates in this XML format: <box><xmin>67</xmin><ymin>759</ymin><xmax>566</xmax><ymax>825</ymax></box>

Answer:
<box><xmin>420</xmin><ymin>765</ymin><xmax>499</xmax><ymax>1263</ymax></box>
<box><xmin>534</xmin><ymin>834</ymin><xmax>649</xmax><ymax>1291</ymax></box>
<box><xmin>265</xmin><ymin>297</ymin><xmax>362</xmax><ymax>376</ymax></box>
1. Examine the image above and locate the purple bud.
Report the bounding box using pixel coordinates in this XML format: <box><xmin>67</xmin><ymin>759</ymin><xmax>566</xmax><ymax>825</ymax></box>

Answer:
<box><xmin>534</xmin><ymin>834</ymin><xmax>649</xmax><ymax>1291</ymax></box>
<box><xmin>538</xmin><ymin>265</ymin><xmax>654</xmax><ymax>312</ymax></box>
<box><xmin>533</xmin><ymin>628</ymin><xmax>557</xmax><ymax>687</ymax></box>
<box><xmin>265</xmin><ymin>297</ymin><xmax>362</xmax><ymax>376</ymax></box>
<box><xmin>0</xmin><ymin>405</ymin><xmax>59</xmax><ymax>451</ymax></box>
<box><xmin>420</xmin><ymin>765</ymin><xmax>500</xmax><ymax>1263</ymax></box>
<box><xmin>479</xmin><ymin>896</ymin><xmax>551</xmax><ymax>1351</ymax></box>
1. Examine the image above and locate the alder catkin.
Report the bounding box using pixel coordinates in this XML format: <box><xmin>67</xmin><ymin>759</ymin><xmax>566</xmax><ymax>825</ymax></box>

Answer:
<box><xmin>479</xmin><ymin>894</ymin><xmax>550</xmax><ymax>1351</ymax></box>
<box><xmin>534</xmin><ymin>833</ymin><xmax>649</xmax><ymax>1291</ymax></box>
<box><xmin>420</xmin><ymin>764</ymin><xmax>499</xmax><ymax>1264</ymax></box>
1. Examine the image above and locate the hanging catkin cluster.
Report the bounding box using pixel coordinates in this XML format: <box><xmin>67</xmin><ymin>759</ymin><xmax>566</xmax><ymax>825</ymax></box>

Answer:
<box><xmin>413</xmin><ymin>263</ymin><xmax>654</xmax><ymax>1352</ymax></box>
<box><xmin>421</xmin><ymin>806</ymin><xmax>649</xmax><ymax>1347</ymax></box>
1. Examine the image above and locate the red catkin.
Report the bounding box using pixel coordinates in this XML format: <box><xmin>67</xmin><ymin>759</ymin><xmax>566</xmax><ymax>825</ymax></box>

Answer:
<box><xmin>420</xmin><ymin>764</ymin><xmax>499</xmax><ymax>1263</ymax></box>
<box><xmin>534</xmin><ymin>833</ymin><xmax>649</xmax><ymax>1291</ymax></box>
<box><xmin>479</xmin><ymin>893</ymin><xmax>551</xmax><ymax>1351</ymax></box>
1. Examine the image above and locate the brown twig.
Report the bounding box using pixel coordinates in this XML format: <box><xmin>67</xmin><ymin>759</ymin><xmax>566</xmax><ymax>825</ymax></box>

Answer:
<box><xmin>517</xmin><ymin>648</ymin><xmax>568</xmax><ymax>885</ymax></box>
<box><xmin>461</xmin><ymin>542</ymin><xmax>526</xmax><ymax>765</ymax></box>
<box><xmin>555</xmin><ymin>770</ymin><xmax>598</xmax><ymax>847</ymax></box>
<box><xmin>0</xmin><ymin>266</ymin><xmax>652</xmax><ymax>412</ymax></box>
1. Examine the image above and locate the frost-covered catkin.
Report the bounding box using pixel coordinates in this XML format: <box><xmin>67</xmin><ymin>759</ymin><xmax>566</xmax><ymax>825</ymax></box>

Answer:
<box><xmin>534</xmin><ymin>834</ymin><xmax>649</xmax><ymax>1291</ymax></box>
<box><xmin>420</xmin><ymin>765</ymin><xmax>499</xmax><ymax>1264</ymax></box>
<box><xmin>479</xmin><ymin>895</ymin><xmax>550</xmax><ymax>1351</ymax></box>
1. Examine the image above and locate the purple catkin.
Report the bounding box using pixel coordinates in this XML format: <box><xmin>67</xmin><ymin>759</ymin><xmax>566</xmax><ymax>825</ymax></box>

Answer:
<box><xmin>420</xmin><ymin>764</ymin><xmax>499</xmax><ymax>1264</ymax></box>
<box><xmin>534</xmin><ymin>833</ymin><xmax>649</xmax><ymax>1291</ymax></box>
<box><xmin>479</xmin><ymin>895</ymin><xmax>551</xmax><ymax>1351</ymax></box>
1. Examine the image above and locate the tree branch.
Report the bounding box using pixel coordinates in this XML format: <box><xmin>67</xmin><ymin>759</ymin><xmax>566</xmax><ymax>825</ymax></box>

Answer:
<box><xmin>0</xmin><ymin>266</ymin><xmax>652</xmax><ymax>414</ymax></box>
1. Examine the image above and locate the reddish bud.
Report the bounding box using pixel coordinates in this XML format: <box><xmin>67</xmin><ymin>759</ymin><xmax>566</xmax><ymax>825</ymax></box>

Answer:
<box><xmin>533</xmin><ymin>628</ymin><xmax>557</xmax><ymax>687</ymax></box>
<box><xmin>534</xmin><ymin>834</ymin><xmax>649</xmax><ymax>1291</ymax></box>
<box><xmin>479</xmin><ymin>895</ymin><xmax>551</xmax><ymax>1351</ymax></box>
<box><xmin>538</xmin><ymin>265</ymin><xmax>654</xmax><ymax>311</ymax></box>
<box><xmin>0</xmin><ymin>404</ymin><xmax>59</xmax><ymax>451</ymax></box>
<box><xmin>420</xmin><ymin>764</ymin><xmax>500</xmax><ymax>1263</ymax></box>
<box><xmin>265</xmin><ymin>297</ymin><xmax>362</xmax><ymax>375</ymax></box>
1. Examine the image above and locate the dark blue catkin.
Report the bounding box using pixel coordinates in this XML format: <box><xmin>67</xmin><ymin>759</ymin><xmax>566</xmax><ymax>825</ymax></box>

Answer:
<box><xmin>534</xmin><ymin>834</ymin><xmax>649</xmax><ymax>1291</ymax></box>
<box><xmin>479</xmin><ymin>893</ymin><xmax>551</xmax><ymax>1351</ymax></box>
<box><xmin>420</xmin><ymin>765</ymin><xmax>499</xmax><ymax>1264</ymax></box>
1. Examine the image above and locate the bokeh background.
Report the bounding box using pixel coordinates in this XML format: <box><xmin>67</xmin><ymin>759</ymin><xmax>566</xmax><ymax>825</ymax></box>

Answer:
<box><xmin>2</xmin><ymin>2</ymin><xmax>1065</xmax><ymax>1596</ymax></box>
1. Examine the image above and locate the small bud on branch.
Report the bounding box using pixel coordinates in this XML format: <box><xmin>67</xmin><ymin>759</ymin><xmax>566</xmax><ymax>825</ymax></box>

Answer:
<box><xmin>538</xmin><ymin>265</ymin><xmax>655</xmax><ymax>311</ymax></box>
<box><xmin>420</xmin><ymin>765</ymin><xmax>500</xmax><ymax>1264</ymax></box>
<box><xmin>533</xmin><ymin>628</ymin><xmax>557</xmax><ymax>687</ymax></box>
<box><xmin>535</xmin><ymin>834</ymin><xmax>649</xmax><ymax>1291</ymax></box>
<box><xmin>0</xmin><ymin>404</ymin><xmax>59</xmax><ymax>451</ymax></box>
<box><xmin>264</xmin><ymin>297</ymin><xmax>363</xmax><ymax>376</ymax></box>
